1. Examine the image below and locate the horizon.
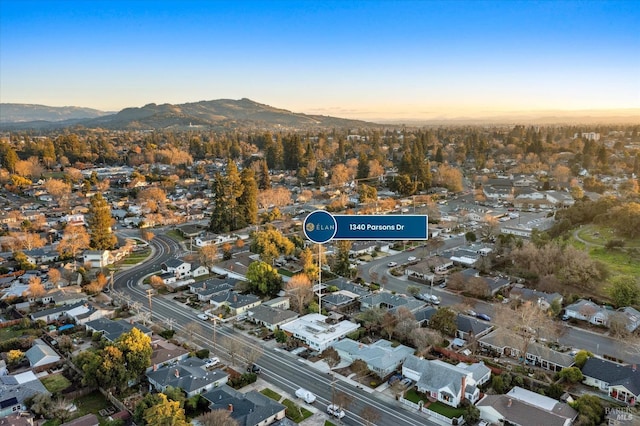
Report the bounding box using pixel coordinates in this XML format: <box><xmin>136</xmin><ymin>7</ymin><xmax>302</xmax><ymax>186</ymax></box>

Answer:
<box><xmin>1</xmin><ymin>1</ymin><xmax>639</xmax><ymax>121</ymax></box>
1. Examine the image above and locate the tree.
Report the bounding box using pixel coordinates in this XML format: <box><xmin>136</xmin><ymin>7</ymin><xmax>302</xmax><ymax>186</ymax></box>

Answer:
<box><xmin>393</xmin><ymin>307</ymin><xmax>417</xmax><ymax>342</ymax></box>
<box><xmin>572</xmin><ymin>394</ymin><xmax>604</xmax><ymax>426</ymax></box>
<box><xmin>57</xmin><ymin>225</ymin><xmax>90</xmax><ymax>269</ymax></box>
<box><xmin>559</xmin><ymin>366</ymin><xmax>583</xmax><ymax>383</ymax></box>
<box><xmin>464</xmin><ymin>231</ymin><xmax>477</xmax><ymax>244</ymax></box>
<box><xmin>7</xmin><ymin>349</ymin><xmax>24</xmax><ymax>364</ymax></box>
<box><xmin>87</xmin><ymin>193</ymin><xmax>117</xmax><ymax>250</ymax></box>
<box><xmin>428</xmin><ymin>307</ymin><xmax>457</xmax><ymax>337</ymax></box>
<box><xmin>607</xmin><ymin>275</ymin><xmax>640</xmax><ymax>307</ymax></box>
<box><xmin>250</xmin><ymin>228</ymin><xmax>294</xmax><ymax>265</ymax></box>
<box><xmin>184</xmin><ymin>322</ymin><xmax>203</xmax><ymax>343</ymax></box>
<box><xmin>28</xmin><ymin>276</ymin><xmax>46</xmax><ymax>299</ymax></box>
<box><xmin>246</xmin><ymin>261</ymin><xmax>283</xmax><ymax>297</ymax></box>
<box><xmin>411</xmin><ymin>327</ymin><xmax>444</xmax><ymax>355</ymax></box>
<box><xmin>237</xmin><ymin>168</ymin><xmax>258</xmax><ymax>228</ymax></box>
<box><xmin>116</xmin><ymin>327</ymin><xmax>152</xmax><ymax>380</ymax></box>
<box><xmin>332</xmin><ymin>240</ymin><xmax>352</xmax><ymax>277</ymax></box>
<box><xmin>285</xmin><ymin>273</ymin><xmax>313</xmax><ymax>314</ymax></box>
<box><xmin>143</xmin><ymin>393</ymin><xmax>189</xmax><ymax>426</ymax></box>
<box><xmin>197</xmin><ymin>409</ymin><xmax>240</xmax><ymax>426</ymax></box>
<box><xmin>44</xmin><ymin>178</ymin><xmax>72</xmax><ymax>208</ymax></box>
<box><xmin>51</xmin><ymin>397</ymin><xmax>73</xmax><ymax>423</ymax></box>
<box><xmin>209</xmin><ymin>160</ymin><xmax>244</xmax><ymax>233</ymax></box>
<box><xmin>75</xmin><ymin>350</ymin><xmax>102</xmax><ymax>387</ymax></box>
<box><xmin>199</xmin><ymin>244</ymin><xmax>219</xmax><ymax>269</ymax></box>
<box><xmin>96</xmin><ymin>345</ymin><xmax>128</xmax><ymax>391</ymax></box>
<box><xmin>299</xmin><ymin>246</ymin><xmax>319</xmax><ymax>282</ymax></box>
<box><xmin>350</xmin><ymin>359</ymin><xmax>370</xmax><ymax>381</ymax></box>
<box><xmin>360</xmin><ymin>406</ymin><xmax>381</xmax><ymax>426</ymax></box>
<box><xmin>406</xmin><ymin>285</ymin><xmax>420</xmax><ymax>297</ymax></box>
<box><xmin>321</xmin><ymin>347</ymin><xmax>340</xmax><ymax>368</ymax></box>
<box><xmin>48</xmin><ymin>268</ymin><xmax>62</xmax><ymax>287</ymax></box>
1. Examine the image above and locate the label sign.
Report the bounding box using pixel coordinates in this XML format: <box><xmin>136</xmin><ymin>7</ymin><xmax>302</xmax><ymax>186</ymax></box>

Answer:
<box><xmin>303</xmin><ymin>211</ymin><xmax>428</xmax><ymax>243</ymax></box>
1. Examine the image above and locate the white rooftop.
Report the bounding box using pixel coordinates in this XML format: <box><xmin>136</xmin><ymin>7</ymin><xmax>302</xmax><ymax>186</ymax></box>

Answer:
<box><xmin>507</xmin><ymin>386</ymin><xmax>558</xmax><ymax>411</ymax></box>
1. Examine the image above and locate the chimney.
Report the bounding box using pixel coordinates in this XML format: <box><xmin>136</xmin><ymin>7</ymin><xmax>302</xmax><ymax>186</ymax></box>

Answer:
<box><xmin>228</xmin><ymin>404</ymin><xmax>233</xmax><ymax>412</ymax></box>
<box><xmin>460</xmin><ymin>375</ymin><xmax>466</xmax><ymax>402</ymax></box>
<box><xmin>508</xmin><ymin>398</ymin><xmax>512</xmax><ymax>408</ymax></box>
<box><xmin>153</xmin><ymin>364</ymin><xmax>157</xmax><ymax>371</ymax></box>
<box><xmin>174</xmin><ymin>369</ymin><xmax>179</xmax><ymax>378</ymax></box>
<box><xmin>633</xmin><ymin>364</ymin><xmax>637</xmax><ymax>372</ymax></box>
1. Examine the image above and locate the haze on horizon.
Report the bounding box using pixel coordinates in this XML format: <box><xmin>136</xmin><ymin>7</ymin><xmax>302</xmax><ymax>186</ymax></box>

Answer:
<box><xmin>1</xmin><ymin>0</ymin><xmax>638</xmax><ymax>122</ymax></box>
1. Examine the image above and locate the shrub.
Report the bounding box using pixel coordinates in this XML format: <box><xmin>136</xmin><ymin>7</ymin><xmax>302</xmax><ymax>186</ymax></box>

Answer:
<box><xmin>195</xmin><ymin>349</ymin><xmax>210</xmax><ymax>359</ymax></box>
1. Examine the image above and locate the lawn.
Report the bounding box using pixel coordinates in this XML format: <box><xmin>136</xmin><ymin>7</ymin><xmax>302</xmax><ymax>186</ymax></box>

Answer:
<box><xmin>404</xmin><ymin>388</ymin><xmax>423</xmax><ymax>404</ymax></box>
<box><xmin>260</xmin><ymin>388</ymin><xmax>282</xmax><ymax>402</ymax></box>
<box><xmin>426</xmin><ymin>401</ymin><xmax>465</xmax><ymax>418</ymax></box>
<box><xmin>0</xmin><ymin>326</ymin><xmax>27</xmax><ymax>341</ymax></box>
<box><xmin>41</xmin><ymin>374</ymin><xmax>72</xmax><ymax>394</ymax></box>
<box><xmin>73</xmin><ymin>390</ymin><xmax>111</xmax><ymax>417</ymax></box>
<box><xmin>576</xmin><ymin>225</ymin><xmax>640</xmax><ymax>248</ymax></box>
<box><xmin>166</xmin><ymin>229</ymin><xmax>185</xmax><ymax>241</ymax></box>
<box><xmin>281</xmin><ymin>399</ymin><xmax>313</xmax><ymax>423</ymax></box>
<box><xmin>324</xmin><ymin>422</ymin><xmax>336</xmax><ymax>426</ymax></box>
<box><xmin>121</xmin><ymin>249</ymin><xmax>151</xmax><ymax>264</ymax></box>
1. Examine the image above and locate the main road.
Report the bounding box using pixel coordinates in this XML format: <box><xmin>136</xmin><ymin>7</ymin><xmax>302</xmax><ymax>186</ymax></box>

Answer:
<box><xmin>113</xmin><ymin>234</ymin><xmax>439</xmax><ymax>426</ymax></box>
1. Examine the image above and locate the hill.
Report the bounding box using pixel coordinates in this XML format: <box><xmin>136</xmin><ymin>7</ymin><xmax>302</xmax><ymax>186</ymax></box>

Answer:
<box><xmin>0</xmin><ymin>98</ymin><xmax>378</xmax><ymax>130</ymax></box>
<box><xmin>0</xmin><ymin>103</ymin><xmax>110</xmax><ymax>123</ymax></box>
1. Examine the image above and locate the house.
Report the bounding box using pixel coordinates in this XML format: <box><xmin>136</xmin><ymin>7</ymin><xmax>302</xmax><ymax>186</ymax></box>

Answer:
<box><xmin>402</xmin><ymin>355</ymin><xmax>488</xmax><ymax>407</ymax></box>
<box><xmin>455</xmin><ymin>315</ymin><xmax>494</xmax><ymax>341</ymax></box>
<box><xmin>25</xmin><ymin>339</ymin><xmax>61</xmax><ymax>368</ymax></box>
<box><xmin>247</xmin><ymin>304</ymin><xmax>298</xmax><ymax>331</ymax></box>
<box><xmin>509</xmin><ymin>287</ymin><xmax>563</xmax><ymax>311</ymax></box>
<box><xmin>83</xmin><ymin>250</ymin><xmax>111</xmax><ymax>268</ymax></box>
<box><xmin>582</xmin><ymin>358</ymin><xmax>640</xmax><ymax>405</ymax></box>
<box><xmin>280</xmin><ymin>313</ymin><xmax>359</xmax><ymax>351</ymax></box>
<box><xmin>0</xmin><ymin>371</ymin><xmax>50</xmax><ymax>418</ymax></box>
<box><xmin>331</xmin><ymin>338</ymin><xmax>414</xmax><ymax>378</ymax></box>
<box><xmin>147</xmin><ymin>357</ymin><xmax>228</xmax><ymax>397</ymax></box>
<box><xmin>61</xmin><ymin>413</ymin><xmax>100</xmax><ymax>426</ymax></box>
<box><xmin>617</xmin><ymin>307</ymin><xmax>640</xmax><ymax>333</ymax></box>
<box><xmin>209</xmin><ymin>290</ymin><xmax>261</xmax><ymax>317</ymax></box>
<box><xmin>564</xmin><ymin>299</ymin><xmax>609</xmax><ymax>326</ymax></box>
<box><xmin>65</xmin><ymin>302</ymin><xmax>106</xmax><ymax>325</ymax></box>
<box><xmin>349</xmin><ymin>241</ymin><xmax>378</xmax><ymax>257</ymax></box>
<box><xmin>23</xmin><ymin>247</ymin><xmax>58</xmax><ymax>265</ymax></box>
<box><xmin>189</xmin><ymin>278</ymin><xmax>235</xmax><ymax>302</ymax></box>
<box><xmin>458</xmin><ymin>268</ymin><xmax>511</xmax><ymax>296</ymax></box>
<box><xmin>190</xmin><ymin>261</ymin><xmax>210</xmax><ymax>278</ymax></box>
<box><xmin>405</xmin><ymin>257</ymin><xmax>453</xmax><ymax>280</ymax></box>
<box><xmin>478</xmin><ymin>329</ymin><xmax>574</xmax><ymax>372</ymax></box>
<box><xmin>359</xmin><ymin>292</ymin><xmax>425</xmax><ymax>313</ymax></box>
<box><xmin>324</xmin><ymin>278</ymin><xmax>370</xmax><ymax>298</ymax></box>
<box><xmin>477</xmin><ymin>386</ymin><xmax>578</xmax><ymax>426</ymax></box>
<box><xmin>161</xmin><ymin>258</ymin><xmax>191</xmax><ymax>278</ymax></box>
<box><xmin>201</xmin><ymin>384</ymin><xmax>286</xmax><ymax>425</ymax></box>
<box><xmin>85</xmin><ymin>318</ymin><xmax>152</xmax><ymax>342</ymax></box>
<box><xmin>263</xmin><ymin>296</ymin><xmax>291</xmax><ymax>310</ymax></box>
<box><xmin>442</xmin><ymin>249</ymin><xmax>482</xmax><ymax>268</ymax></box>
<box><xmin>30</xmin><ymin>301</ymin><xmax>88</xmax><ymax>323</ymax></box>
<box><xmin>148</xmin><ymin>339</ymin><xmax>190</xmax><ymax>372</ymax></box>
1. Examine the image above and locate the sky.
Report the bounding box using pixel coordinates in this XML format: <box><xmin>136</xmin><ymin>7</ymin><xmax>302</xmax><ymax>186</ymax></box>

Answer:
<box><xmin>1</xmin><ymin>0</ymin><xmax>639</xmax><ymax>121</ymax></box>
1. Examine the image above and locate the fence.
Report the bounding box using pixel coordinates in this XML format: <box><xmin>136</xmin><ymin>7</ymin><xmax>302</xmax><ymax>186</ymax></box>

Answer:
<box><xmin>399</xmin><ymin>396</ymin><xmax>466</xmax><ymax>425</ymax></box>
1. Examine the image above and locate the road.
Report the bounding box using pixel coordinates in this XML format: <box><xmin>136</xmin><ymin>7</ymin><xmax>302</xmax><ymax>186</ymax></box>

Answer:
<box><xmin>113</xmin><ymin>234</ymin><xmax>439</xmax><ymax>426</ymax></box>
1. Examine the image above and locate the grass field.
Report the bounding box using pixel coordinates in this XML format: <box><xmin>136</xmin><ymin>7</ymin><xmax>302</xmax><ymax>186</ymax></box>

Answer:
<box><xmin>121</xmin><ymin>249</ymin><xmax>151</xmax><ymax>265</ymax></box>
<box><xmin>41</xmin><ymin>374</ymin><xmax>72</xmax><ymax>394</ymax></box>
<box><xmin>571</xmin><ymin>225</ymin><xmax>640</xmax><ymax>277</ymax></box>
<box><xmin>576</xmin><ymin>224</ymin><xmax>640</xmax><ymax>248</ymax></box>
<box><xmin>260</xmin><ymin>388</ymin><xmax>282</xmax><ymax>402</ymax></box>
<box><xmin>0</xmin><ymin>326</ymin><xmax>27</xmax><ymax>341</ymax></box>
<box><xmin>282</xmin><ymin>399</ymin><xmax>313</xmax><ymax>423</ymax></box>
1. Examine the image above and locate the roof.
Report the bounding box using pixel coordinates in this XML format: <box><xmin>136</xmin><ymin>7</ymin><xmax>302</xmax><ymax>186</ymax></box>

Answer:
<box><xmin>25</xmin><ymin>339</ymin><xmax>61</xmax><ymax>367</ymax></box>
<box><xmin>149</xmin><ymin>339</ymin><xmax>190</xmax><ymax>369</ymax></box>
<box><xmin>324</xmin><ymin>278</ymin><xmax>370</xmax><ymax>297</ymax></box>
<box><xmin>582</xmin><ymin>358</ymin><xmax>640</xmax><ymax>396</ymax></box>
<box><xmin>247</xmin><ymin>304</ymin><xmax>298</xmax><ymax>326</ymax></box>
<box><xmin>477</xmin><ymin>392</ymin><xmax>577</xmax><ymax>426</ymax></box>
<box><xmin>31</xmin><ymin>301</ymin><xmax>86</xmax><ymax>319</ymax></box>
<box><xmin>85</xmin><ymin>318</ymin><xmax>151</xmax><ymax>342</ymax></box>
<box><xmin>202</xmin><ymin>384</ymin><xmax>286</xmax><ymax>426</ymax></box>
<box><xmin>478</xmin><ymin>329</ymin><xmax>574</xmax><ymax>367</ymax></box>
<box><xmin>210</xmin><ymin>290</ymin><xmax>261</xmax><ymax>309</ymax></box>
<box><xmin>403</xmin><ymin>355</ymin><xmax>471</xmax><ymax>397</ymax></box>
<box><xmin>280</xmin><ymin>313</ymin><xmax>359</xmax><ymax>347</ymax></box>
<box><xmin>60</xmin><ymin>413</ymin><xmax>100</xmax><ymax>426</ymax></box>
<box><xmin>360</xmin><ymin>292</ymin><xmax>425</xmax><ymax>312</ymax></box>
<box><xmin>510</xmin><ymin>287</ymin><xmax>562</xmax><ymax>305</ymax></box>
<box><xmin>458</xmin><ymin>361</ymin><xmax>491</xmax><ymax>383</ymax></box>
<box><xmin>163</xmin><ymin>258</ymin><xmax>189</xmax><ymax>268</ymax></box>
<box><xmin>456</xmin><ymin>315</ymin><xmax>493</xmax><ymax>336</ymax></box>
<box><xmin>331</xmin><ymin>339</ymin><xmax>414</xmax><ymax>371</ymax></box>
<box><xmin>0</xmin><ymin>371</ymin><xmax>49</xmax><ymax>407</ymax></box>
<box><xmin>147</xmin><ymin>358</ymin><xmax>228</xmax><ymax>394</ymax></box>
<box><xmin>322</xmin><ymin>293</ymin><xmax>356</xmax><ymax>307</ymax></box>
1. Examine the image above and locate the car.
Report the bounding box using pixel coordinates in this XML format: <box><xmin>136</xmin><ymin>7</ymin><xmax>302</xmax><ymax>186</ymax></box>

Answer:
<box><xmin>429</xmin><ymin>295</ymin><xmax>440</xmax><ymax>305</ymax></box>
<box><xmin>247</xmin><ymin>363</ymin><xmax>261</xmax><ymax>374</ymax></box>
<box><xmin>326</xmin><ymin>404</ymin><xmax>346</xmax><ymax>419</ymax></box>
<box><xmin>197</xmin><ymin>313</ymin><xmax>209</xmax><ymax>320</ymax></box>
<box><xmin>561</xmin><ymin>314</ymin><xmax>570</xmax><ymax>321</ymax></box>
<box><xmin>466</xmin><ymin>309</ymin><xmax>477</xmax><ymax>317</ymax></box>
<box><xmin>407</xmin><ymin>256</ymin><xmax>417</xmax><ymax>262</ymax></box>
<box><xmin>388</xmin><ymin>374</ymin><xmax>402</xmax><ymax>385</ymax></box>
<box><xmin>400</xmin><ymin>378</ymin><xmax>413</xmax><ymax>387</ymax></box>
<box><xmin>387</xmin><ymin>261</ymin><xmax>397</xmax><ymax>267</ymax></box>
<box><xmin>204</xmin><ymin>357</ymin><xmax>220</xmax><ymax>368</ymax></box>
<box><xmin>476</xmin><ymin>313</ymin><xmax>491</xmax><ymax>321</ymax></box>
<box><xmin>439</xmin><ymin>282</ymin><xmax>447</xmax><ymax>288</ymax></box>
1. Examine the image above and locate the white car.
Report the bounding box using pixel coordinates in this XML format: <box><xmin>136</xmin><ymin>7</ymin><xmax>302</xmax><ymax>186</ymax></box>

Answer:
<box><xmin>197</xmin><ymin>313</ymin><xmax>209</xmax><ymax>320</ymax></box>
<box><xmin>387</xmin><ymin>261</ymin><xmax>398</xmax><ymax>267</ymax></box>
<box><xmin>327</xmin><ymin>404</ymin><xmax>346</xmax><ymax>419</ymax></box>
<box><xmin>204</xmin><ymin>357</ymin><xmax>220</xmax><ymax>368</ymax></box>
<box><xmin>407</xmin><ymin>256</ymin><xmax>417</xmax><ymax>262</ymax></box>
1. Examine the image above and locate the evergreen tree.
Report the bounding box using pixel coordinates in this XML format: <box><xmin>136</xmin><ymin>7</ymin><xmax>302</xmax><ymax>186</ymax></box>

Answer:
<box><xmin>238</xmin><ymin>168</ymin><xmax>258</xmax><ymax>228</ymax></box>
<box><xmin>333</xmin><ymin>240</ymin><xmax>352</xmax><ymax>277</ymax></box>
<box><xmin>258</xmin><ymin>160</ymin><xmax>271</xmax><ymax>190</ymax></box>
<box><xmin>87</xmin><ymin>193</ymin><xmax>117</xmax><ymax>250</ymax></box>
<box><xmin>209</xmin><ymin>160</ymin><xmax>244</xmax><ymax>233</ymax></box>
<box><xmin>0</xmin><ymin>142</ymin><xmax>19</xmax><ymax>173</ymax></box>
<box><xmin>356</xmin><ymin>153</ymin><xmax>369</xmax><ymax>180</ymax></box>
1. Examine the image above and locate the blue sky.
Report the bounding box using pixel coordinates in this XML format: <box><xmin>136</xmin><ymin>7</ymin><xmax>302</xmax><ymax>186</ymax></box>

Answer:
<box><xmin>1</xmin><ymin>0</ymin><xmax>638</xmax><ymax>120</ymax></box>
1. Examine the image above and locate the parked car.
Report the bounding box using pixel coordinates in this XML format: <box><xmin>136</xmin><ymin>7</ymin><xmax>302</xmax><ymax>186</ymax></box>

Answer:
<box><xmin>197</xmin><ymin>313</ymin><xmax>209</xmax><ymax>320</ymax></box>
<box><xmin>387</xmin><ymin>261</ymin><xmax>398</xmax><ymax>267</ymax></box>
<box><xmin>429</xmin><ymin>295</ymin><xmax>440</xmax><ymax>305</ymax></box>
<box><xmin>327</xmin><ymin>404</ymin><xmax>346</xmax><ymax>419</ymax></box>
<box><xmin>466</xmin><ymin>309</ymin><xmax>477</xmax><ymax>317</ymax></box>
<box><xmin>400</xmin><ymin>377</ymin><xmax>413</xmax><ymax>387</ymax></box>
<box><xmin>476</xmin><ymin>313</ymin><xmax>491</xmax><ymax>321</ymax></box>
<box><xmin>407</xmin><ymin>256</ymin><xmax>417</xmax><ymax>262</ymax></box>
<box><xmin>295</xmin><ymin>388</ymin><xmax>316</xmax><ymax>404</ymax></box>
<box><xmin>247</xmin><ymin>363</ymin><xmax>261</xmax><ymax>374</ymax></box>
<box><xmin>388</xmin><ymin>374</ymin><xmax>402</xmax><ymax>385</ymax></box>
<box><xmin>204</xmin><ymin>357</ymin><xmax>220</xmax><ymax>368</ymax></box>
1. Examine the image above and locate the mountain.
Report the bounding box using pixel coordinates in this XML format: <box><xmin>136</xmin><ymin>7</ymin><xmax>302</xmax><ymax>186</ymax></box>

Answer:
<box><xmin>0</xmin><ymin>103</ymin><xmax>111</xmax><ymax>123</ymax></box>
<box><xmin>0</xmin><ymin>99</ymin><xmax>377</xmax><ymax>130</ymax></box>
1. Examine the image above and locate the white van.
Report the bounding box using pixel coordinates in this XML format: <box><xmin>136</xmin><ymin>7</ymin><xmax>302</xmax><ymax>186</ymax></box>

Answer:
<box><xmin>295</xmin><ymin>388</ymin><xmax>316</xmax><ymax>404</ymax></box>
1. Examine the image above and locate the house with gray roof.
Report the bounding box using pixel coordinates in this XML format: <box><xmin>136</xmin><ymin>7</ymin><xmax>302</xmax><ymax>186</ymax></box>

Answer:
<box><xmin>617</xmin><ymin>306</ymin><xmax>640</xmax><ymax>333</ymax></box>
<box><xmin>189</xmin><ymin>278</ymin><xmax>235</xmax><ymax>302</ymax></box>
<box><xmin>582</xmin><ymin>357</ymin><xmax>640</xmax><ymax>405</ymax></box>
<box><xmin>85</xmin><ymin>318</ymin><xmax>152</xmax><ymax>342</ymax></box>
<box><xmin>564</xmin><ymin>299</ymin><xmax>609</xmax><ymax>326</ymax></box>
<box><xmin>25</xmin><ymin>339</ymin><xmax>61</xmax><ymax>368</ymax></box>
<box><xmin>30</xmin><ymin>301</ymin><xmax>90</xmax><ymax>323</ymax></box>
<box><xmin>247</xmin><ymin>304</ymin><xmax>298</xmax><ymax>331</ymax></box>
<box><xmin>201</xmin><ymin>384</ymin><xmax>286</xmax><ymax>426</ymax></box>
<box><xmin>509</xmin><ymin>287</ymin><xmax>563</xmax><ymax>311</ymax></box>
<box><xmin>359</xmin><ymin>292</ymin><xmax>425</xmax><ymax>313</ymax></box>
<box><xmin>321</xmin><ymin>292</ymin><xmax>359</xmax><ymax>313</ymax></box>
<box><xmin>478</xmin><ymin>329</ymin><xmax>574</xmax><ymax>372</ymax></box>
<box><xmin>331</xmin><ymin>338</ymin><xmax>414</xmax><ymax>378</ymax></box>
<box><xmin>209</xmin><ymin>290</ymin><xmax>261</xmax><ymax>317</ymax></box>
<box><xmin>477</xmin><ymin>386</ymin><xmax>577</xmax><ymax>426</ymax></box>
<box><xmin>0</xmin><ymin>371</ymin><xmax>50</xmax><ymax>418</ymax></box>
<box><xmin>402</xmin><ymin>355</ymin><xmax>487</xmax><ymax>407</ymax></box>
<box><xmin>324</xmin><ymin>278</ymin><xmax>370</xmax><ymax>298</ymax></box>
<box><xmin>147</xmin><ymin>357</ymin><xmax>228</xmax><ymax>397</ymax></box>
<box><xmin>161</xmin><ymin>258</ymin><xmax>191</xmax><ymax>278</ymax></box>
<box><xmin>455</xmin><ymin>315</ymin><xmax>494</xmax><ymax>341</ymax></box>
<box><xmin>148</xmin><ymin>339</ymin><xmax>190</xmax><ymax>372</ymax></box>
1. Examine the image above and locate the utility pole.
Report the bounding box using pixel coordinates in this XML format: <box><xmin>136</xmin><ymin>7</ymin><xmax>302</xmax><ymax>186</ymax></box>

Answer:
<box><xmin>146</xmin><ymin>289</ymin><xmax>154</xmax><ymax>321</ymax></box>
<box><xmin>212</xmin><ymin>316</ymin><xmax>217</xmax><ymax>351</ymax></box>
<box><xmin>317</xmin><ymin>243</ymin><xmax>322</xmax><ymax>315</ymax></box>
<box><xmin>110</xmin><ymin>270</ymin><xmax>115</xmax><ymax>292</ymax></box>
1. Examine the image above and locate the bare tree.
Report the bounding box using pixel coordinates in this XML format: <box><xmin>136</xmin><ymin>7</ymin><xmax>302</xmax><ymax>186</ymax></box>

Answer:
<box><xmin>197</xmin><ymin>409</ymin><xmax>239</xmax><ymax>426</ymax></box>
<box><xmin>285</xmin><ymin>273</ymin><xmax>313</xmax><ymax>314</ymax></box>
<box><xmin>28</xmin><ymin>276</ymin><xmax>46</xmax><ymax>299</ymax></box>
<box><xmin>360</xmin><ymin>406</ymin><xmax>381</xmax><ymax>426</ymax></box>
<box><xmin>334</xmin><ymin>391</ymin><xmax>354</xmax><ymax>412</ymax></box>
<box><xmin>183</xmin><ymin>322</ymin><xmax>203</xmax><ymax>343</ymax></box>
<box><xmin>242</xmin><ymin>345</ymin><xmax>264</xmax><ymax>369</ymax></box>
<box><xmin>220</xmin><ymin>336</ymin><xmax>244</xmax><ymax>367</ymax></box>
<box><xmin>199</xmin><ymin>245</ymin><xmax>219</xmax><ymax>269</ymax></box>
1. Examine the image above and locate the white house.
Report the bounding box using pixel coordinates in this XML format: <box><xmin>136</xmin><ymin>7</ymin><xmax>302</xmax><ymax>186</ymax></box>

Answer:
<box><xmin>83</xmin><ymin>250</ymin><xmax>111</xmax><ymax>268</ymax></box>
<box><xmin>281</xmin><ymin>313</ymin><xmax>359</xmax><ymax>351</ymax></box>
<box><xmin>564</xmin><ymin>299</ymin><xmax>609</xmax><ymax>326</ymax></box>
<box><xmin>161</xmin><ymin>258</ymin><xmax>191</xmax><ymax>278</ymax></box>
